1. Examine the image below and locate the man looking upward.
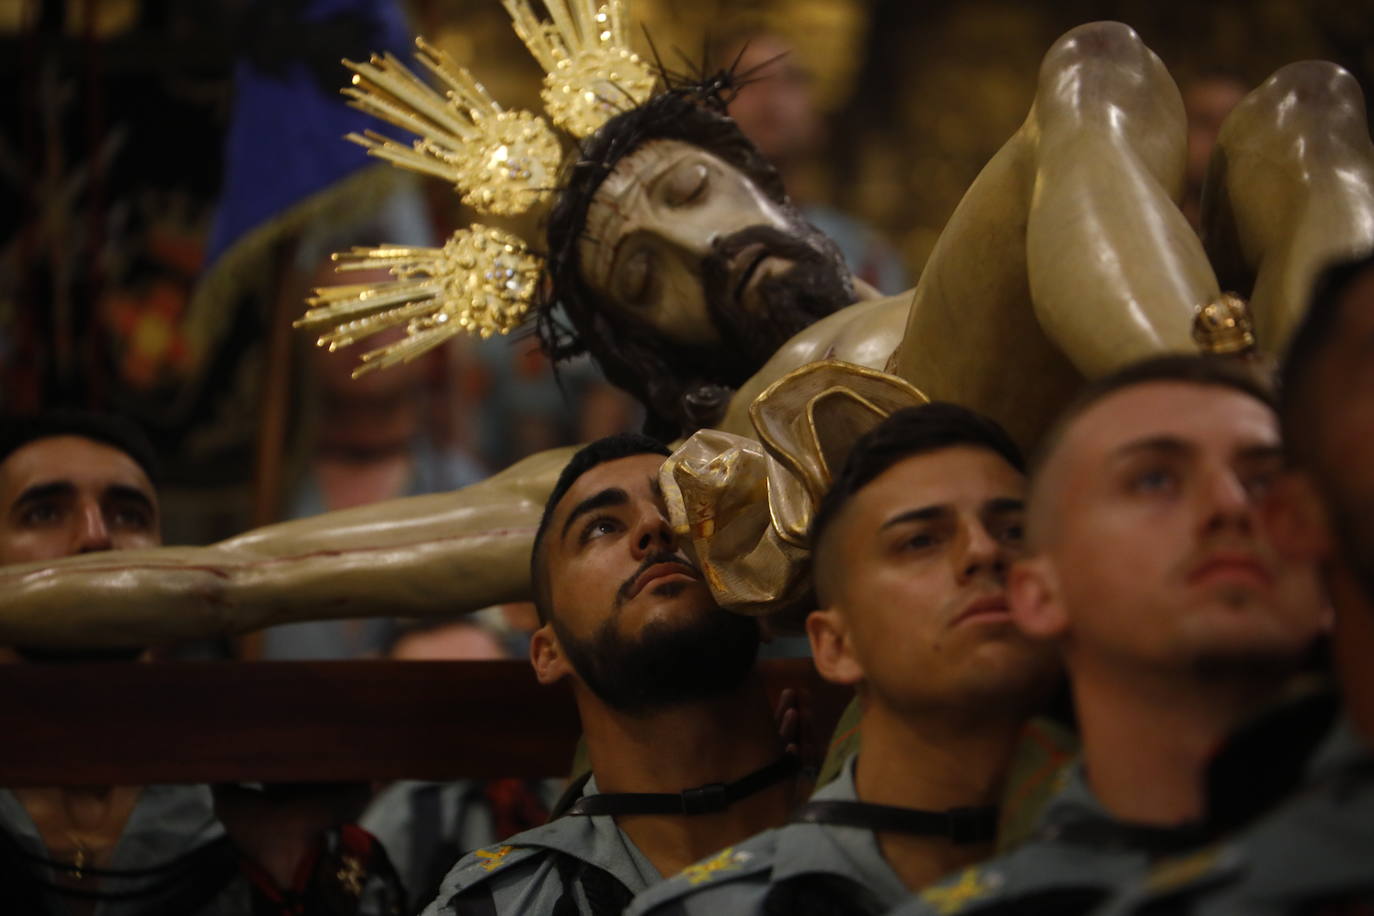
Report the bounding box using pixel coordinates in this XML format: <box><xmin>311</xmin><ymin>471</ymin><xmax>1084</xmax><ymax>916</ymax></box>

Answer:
<box><xmin>0</xmin><ymin>413</ymin><xmax>234</xmax><ymax>915</ymax></box>
<box><xmin>1096</xmin><ymin>254</ymin><xmax>1374</xmax><ymax>914</ymax></box>
<box><xmin>0</xmin><ymin>413</ymin><xmax>161</xmax><ymax>571</ymax></box>
<box><xmin>894</xmin><ymin>356</ymin><xmax>1326</xmax><ymax>916</ymax></box>
<box><xmin>424</xmin><ymin>434</ymin><xmax>799</xmax><ymax>916</ymax></box>
<box><xmin>628</xmin><ymin>404</ymin><xmax>1059</xmax><ymax>916</ymax></box>
<box><xmin>0</xmin><ymin>412</ymin><xmax>402</xmax><ymax>915</ymax></box>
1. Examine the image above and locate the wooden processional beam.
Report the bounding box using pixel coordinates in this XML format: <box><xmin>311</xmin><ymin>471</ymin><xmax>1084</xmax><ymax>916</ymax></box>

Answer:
<box><xmin>0</xmin><ymin>659</ymin><xmax>851</xmax><ymax>786</ymax></box>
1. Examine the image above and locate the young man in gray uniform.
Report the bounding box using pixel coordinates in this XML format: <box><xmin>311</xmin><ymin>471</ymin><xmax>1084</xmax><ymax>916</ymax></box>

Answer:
<box><xmin>628</xmin><ymin>403</ymin><xmax>1061</xmax><ymax>916</ymax></box>
<box><xmin>0</xmin><ymin>411</ymin><xmax>404</xmax><ymax>915</ymax></box>
<box><xmin>0</xmin><ymin>412</ymin><xmax>239</xmax><ymax>915</ymax></box>
<box><xmin>892</xmin><ymin>355</ymin><xmax>1328</xmax><ymax>916</ymax></box>
<box><xmin>1099</xmin><ymin>256</ymin><xmax>1374</xmax><ymax>913</ymax></box>
<box><xmin>423</xmin><ymin>434</ymin><xmax>800</xmax><ymax>916</ymax></box>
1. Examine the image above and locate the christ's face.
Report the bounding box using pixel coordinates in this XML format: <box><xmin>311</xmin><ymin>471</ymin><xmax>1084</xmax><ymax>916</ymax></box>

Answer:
<box><xmin>579</xmin><ymin>139</ymin><xmax>851</xmax><ymax>348</ymax></box>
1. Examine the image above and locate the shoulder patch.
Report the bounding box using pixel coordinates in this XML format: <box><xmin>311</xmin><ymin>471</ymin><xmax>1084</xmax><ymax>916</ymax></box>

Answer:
<box><xmin>681</xmin><ymin>846</ymin><xmax>756</xmax><ymax>885</ymax></box>
<box><xmin>1141</xmin><ymin>845</ymin><xmax>1236</xmax><ymax>894</ymax></box>
<box><xmin>474</xmin><ymin>845</ymin><xmax>517</xmax><ymax>873</ymax></box>
<box><xmin>456</xmin><ymin>842</ymin><xmax>544</xmax><ymax>885</ymax></box>
<box><xmin>918</xmin><ymin>866</ymin><xmax>1002</xmax><ymax>916</ymax></box>
<box><xmin>436</xmin><ymin>842</ymin><xmax>548</xmax><ymax>910</ymax></box>
<box><xmin>1096</xmin><ymin>844</ymin><xmax>1243</xmax><ymax>916</ymax></box>
<box><xmin>628</xmin><ymin>840</ymin><xmax>776</xmax><ymax>914</ymax></box>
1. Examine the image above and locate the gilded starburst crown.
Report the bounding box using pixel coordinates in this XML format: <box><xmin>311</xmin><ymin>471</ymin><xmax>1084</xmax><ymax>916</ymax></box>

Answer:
<box><xmin>295</xmin><ymin>0</ymin><xmax>658</xmax><ymax>377</ymax></box>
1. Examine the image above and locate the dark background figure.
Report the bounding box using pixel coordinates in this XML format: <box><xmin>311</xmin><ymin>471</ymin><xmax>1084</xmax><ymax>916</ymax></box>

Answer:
<box><xmin>716</xmin><ymin>27</ymin><xmax>910</xmax><ymax>295</ymax></box>
<box><xmin>361</xmin><ymin>616</ymin><xmax>558</xmax><ymax>914</ymax></box>
<box><xmin>1181</xmin><ymin>74</ymin><xmax>1248</xmax><ymax>230</ymax></box>
<box><xmin>257</xmin><ymin>187</ymin><xmax>489</xmax><ymax>660</ymax></box>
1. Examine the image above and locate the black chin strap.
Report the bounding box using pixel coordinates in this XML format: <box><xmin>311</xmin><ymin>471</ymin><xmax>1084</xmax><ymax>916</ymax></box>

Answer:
<box><xmin>794</xmin><ymin>800</ymin><xmax>998</xmax><ymax>845</ymax></box>
<box><xmin>565</xmin><ymin>754</ymin><xmax>799</xmax><ymax>817</ymax></box>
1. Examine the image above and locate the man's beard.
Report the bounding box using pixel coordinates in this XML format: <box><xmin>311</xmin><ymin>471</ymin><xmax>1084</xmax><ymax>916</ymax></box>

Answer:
<box><xmin>700</xmin><ymin>219</ymin><xmax>857</xmax><ymax>376</ymax></box>
<box><xmin>552</xmin><ymin>552</ymin><xmax>761</xmax><ymax>717</ymax></box>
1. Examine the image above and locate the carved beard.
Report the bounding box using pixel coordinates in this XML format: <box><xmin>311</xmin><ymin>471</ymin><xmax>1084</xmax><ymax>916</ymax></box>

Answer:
<box><xmin>580</xmin><ymin>208</ymin><xmax>856</xmax><ymax>437</ymax></box>
<box><xmin>650</xmin><ymin>217</ymin><xmax>854</xmax><ymax>430</ymax></box>
<box><xmin>701</xmin><ymin>219</ymin><xmax>857</xmax><ymax>372</ymax></box>
<box><xmin>552</xmin><ymin>552</ymin><xmax>760</xmax><ymax>717</ymax></box>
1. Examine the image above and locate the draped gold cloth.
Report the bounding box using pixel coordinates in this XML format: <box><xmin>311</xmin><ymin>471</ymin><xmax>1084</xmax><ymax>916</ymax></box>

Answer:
<box><xmin>661</xmin><ymin>361</ymin><xmax>928</xmax><ymax>615</ymax></box>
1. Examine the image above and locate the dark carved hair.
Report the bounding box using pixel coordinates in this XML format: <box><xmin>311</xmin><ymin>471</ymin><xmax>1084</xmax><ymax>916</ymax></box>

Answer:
<box><xmin>530</xmin><ymin>432</ymin><xmax>672</xmax><ymax>623</ymax></box>
<box><xmin>0</xmin><ymin>409</ymin><xmax>161</xmax><ymax>485</ymax></box>
<box><xmin>1280</xmin><ymin>251</ymin><xmax>1374</xmax><ymax>462</ymax></box>
<box><xmin>540</xmin><ymin>83</ymin><xmax>793</xmax><ymax>441</ymax></box>
<box><xmin>810</xmin><ymin>402</ymin><xmax>1026</xmax><ymax>556</ymax></box>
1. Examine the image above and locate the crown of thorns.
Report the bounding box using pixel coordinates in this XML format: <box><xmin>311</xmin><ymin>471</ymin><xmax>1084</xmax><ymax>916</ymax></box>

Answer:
<box><xmin>294</xmin><ymin>0</ymin><xmax>774</xmax><ymax>377</ymax></box>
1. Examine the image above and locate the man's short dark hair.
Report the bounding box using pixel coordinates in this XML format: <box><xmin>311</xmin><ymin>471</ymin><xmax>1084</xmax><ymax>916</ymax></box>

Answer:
<box><xmin>530</xmin><ymin>433</ymin><xmax>672</xmax><ymax>623</ymax></box>
<box><xmin>809</xmin><ymin>402</ymin><xmax>1026</xmax><ymax>556</ymax></box>
<box><xmin>0</xmin><ymin>410</ymin><xmax>160</xmax><ymax>485</ymax></box>
<box><xmin>540</xmin><ymin>86</ymin><xmax>790</xmax><ymax>442</ymax></box>
<box><xmin>1030</xmin><ymin>353</ymin><xmax>1277</xmax><ymax>482</ymax></box>
<box><xmin>1279</xmin><ymin>251</ymin><xmax>1374</xmax><ymax>462</ymax></box>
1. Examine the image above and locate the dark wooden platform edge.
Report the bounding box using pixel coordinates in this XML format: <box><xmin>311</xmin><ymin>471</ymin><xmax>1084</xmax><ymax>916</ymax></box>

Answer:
<box><xmin>0</xmin><ymin>659</ymin><xmax>852</xmax><ymax>786</ymax></box>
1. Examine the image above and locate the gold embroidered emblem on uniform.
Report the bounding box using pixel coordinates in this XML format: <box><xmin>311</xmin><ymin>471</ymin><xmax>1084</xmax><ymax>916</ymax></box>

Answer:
<box><xmin>476</xmin><ymin>845</ymin><xmax>516</xmax><ymax>872</ymax></box>
<box><xmin>682</xmin><ymin>847</ymin><xmax>752</xmax><ymax>885</ymax></box>
<box><xmin>919</xmin><ymin>867</ymin><xmax>995</xmax><ymax>915</ymax></box>
<box><xmin>1143</xmin><ymin>846</ymin><xmax>1222</xmax><ymax>893</ymax></box>
<box><xmin>337</xmin><ymin>853</ymin><xmax>366</xmax><ymax>896</ymax></box>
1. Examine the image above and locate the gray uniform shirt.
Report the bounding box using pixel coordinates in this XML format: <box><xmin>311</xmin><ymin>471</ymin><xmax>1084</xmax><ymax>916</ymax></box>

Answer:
<box><xmin>891</xmin><ymin>765</ymin><xmax>1186</xmax><ymax>916</ymax></box>
<box><xmin>1097</xmin><ymin>717</ymin><xmax>1374</xmax><ymax>915</ymax></box>
<box><xmin>0</xmin><ymin>784</ymin><xmax>243</xmax><ymax>916</ymax></box>
<box><xmin>421</xmin><ymin>776</ymin><xmax>661</xmax><ymax>916</ymax></box>
<box><xmin>362</xmin><ymin>778</ymin><xmax>563</xmax><ymax>911</ymax></box>
<box><xmin>626</xmin><ymin>755</ymin><xmax>908</xmax><ymax>916</ymax></box>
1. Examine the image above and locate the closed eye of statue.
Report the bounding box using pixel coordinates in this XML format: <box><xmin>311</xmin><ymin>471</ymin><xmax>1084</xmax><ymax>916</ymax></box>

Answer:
<box><xmin>662</xmin><ymin>161</ymin><xmax>709</xmax><ymax>207</ymax></box>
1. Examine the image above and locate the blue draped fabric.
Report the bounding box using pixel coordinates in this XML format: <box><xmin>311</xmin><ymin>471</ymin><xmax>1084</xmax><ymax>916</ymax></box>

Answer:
<box><xmin>205</xmin><ymin>0</ymin><xmax>413</xmax><ymax>268</ymax></box>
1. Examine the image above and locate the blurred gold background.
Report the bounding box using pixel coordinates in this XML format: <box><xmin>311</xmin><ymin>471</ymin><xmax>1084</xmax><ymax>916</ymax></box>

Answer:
<box><xmin>408</xmin><ymin>0</ymin><xmax>1374</xmax><ymax>273</ymax></box>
